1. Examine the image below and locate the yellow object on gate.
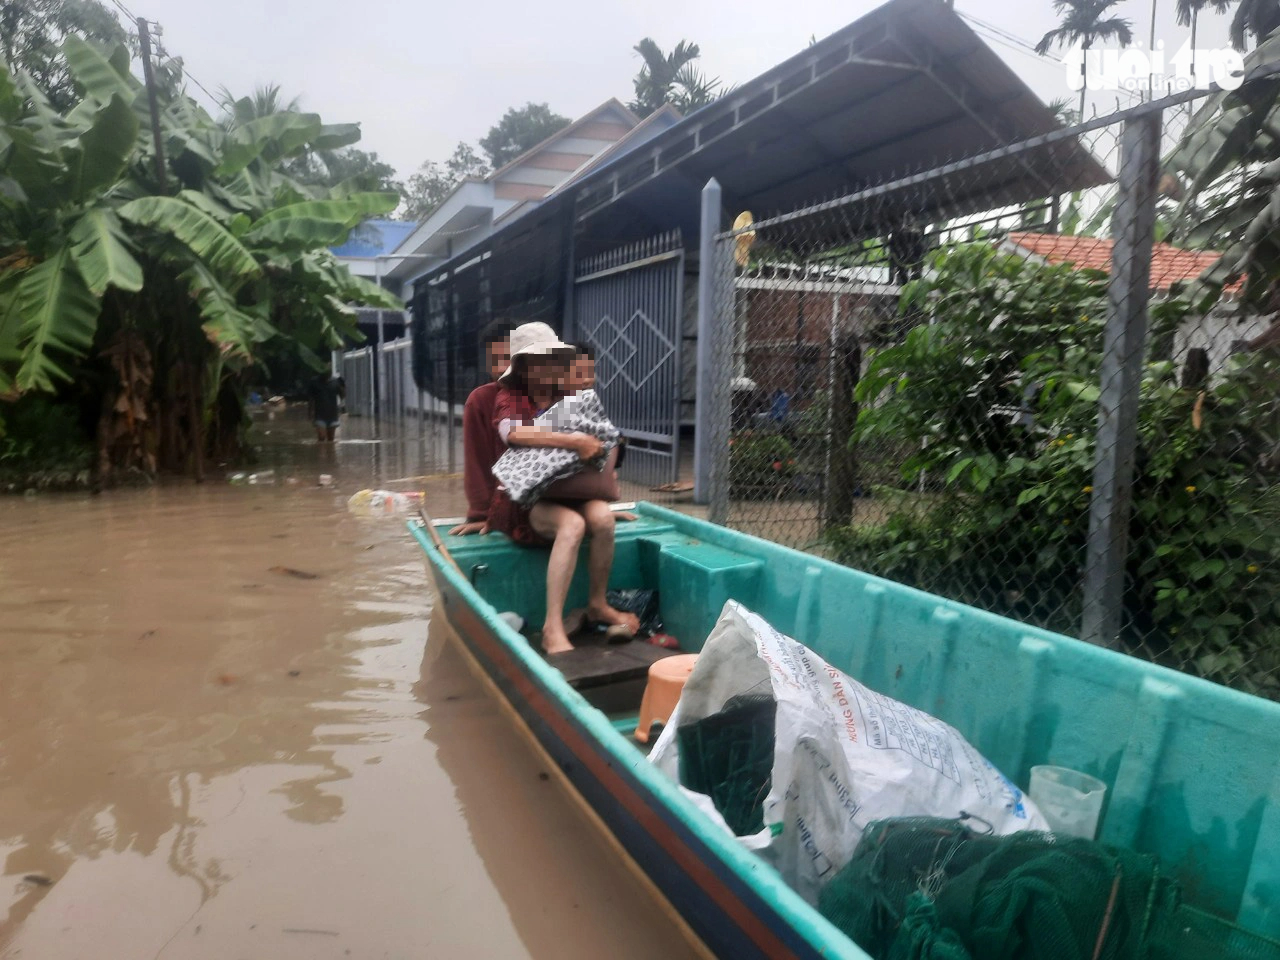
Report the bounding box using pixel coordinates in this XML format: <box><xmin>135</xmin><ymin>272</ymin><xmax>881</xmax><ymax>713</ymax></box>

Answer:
<box><xmin>733</xmin><ymin>211</ymin><xmax>756</xmax><ymax>267</ymax></box>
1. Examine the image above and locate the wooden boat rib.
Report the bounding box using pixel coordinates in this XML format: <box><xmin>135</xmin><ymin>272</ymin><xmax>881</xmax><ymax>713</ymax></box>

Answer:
<box><xmin>410</xmin><ymin>502</ymin><xmax>1280</xmax><ymax>960</ymax></box>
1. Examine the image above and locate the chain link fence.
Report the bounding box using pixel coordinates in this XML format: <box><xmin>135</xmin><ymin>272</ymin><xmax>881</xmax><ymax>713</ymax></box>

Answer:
<box><xmin>702</xmin><ymin>80</ymin><xmax>1280</xmax><ymax>700</ymax></box>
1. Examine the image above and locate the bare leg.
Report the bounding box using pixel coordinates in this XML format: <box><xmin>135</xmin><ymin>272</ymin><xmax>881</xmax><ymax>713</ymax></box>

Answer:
<box><xmin>325</xmin><ymin>424</ymin><xmax>336</xmax><ymax>443</ymax></box>
<box><xmin>579</xmin><ymin>500</ymin><xmax>640</xmax><ymax>632</ymax></box>
<box><xmin>315</xmin><ymin>424</ymin><xmax>326</xmax><ymax>443</ymax></box>
<box><xmin>530</xmin><ymin>502</ymin><xmax>586</xmax><ymax>654</ymax></box>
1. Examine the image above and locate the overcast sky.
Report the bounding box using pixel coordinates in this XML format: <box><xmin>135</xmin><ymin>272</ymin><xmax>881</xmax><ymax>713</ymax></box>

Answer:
<box><xmin>140</xmin><ymin>0</ymin><xmax>1241</xmax><ymax>180</ymax></box>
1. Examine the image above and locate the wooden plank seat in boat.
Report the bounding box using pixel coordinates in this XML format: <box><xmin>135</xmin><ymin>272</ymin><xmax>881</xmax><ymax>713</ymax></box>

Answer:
<box><xmin>550</xmin><ymin>633</ymin><xmax>682</xmax><ymax>689</ymax></box>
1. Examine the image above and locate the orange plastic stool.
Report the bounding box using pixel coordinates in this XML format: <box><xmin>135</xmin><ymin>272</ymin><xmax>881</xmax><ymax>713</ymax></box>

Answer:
<box><xmin>634</xmin><ymin>654</ymin><xmax>699</xmax><ymax>743</ymax></box>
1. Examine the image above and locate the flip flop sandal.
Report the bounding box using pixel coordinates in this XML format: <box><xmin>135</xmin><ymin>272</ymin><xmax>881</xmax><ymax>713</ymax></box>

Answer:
<box><xmin>647</xmin><ymin>633</ymin><xmax>680</xmax><ymax>650</ymax></box>
<box><xmin>585</xmin><ymin>620</ymin><xmax>636</xmax><ymax>644</ymax></box>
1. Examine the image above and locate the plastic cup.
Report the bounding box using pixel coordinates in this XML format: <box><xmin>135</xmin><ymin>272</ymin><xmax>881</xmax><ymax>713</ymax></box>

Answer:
<box><xmin>1029</xmin><ymin>765</ymin><xmax>1107</xmax><ymax>839</ymax></box>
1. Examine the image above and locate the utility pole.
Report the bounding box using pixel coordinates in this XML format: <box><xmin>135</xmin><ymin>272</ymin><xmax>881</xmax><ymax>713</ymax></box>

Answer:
<box><xmin>137</xmin><ymin>18</ymin><xmax>168</xmax><ymax>191</ymax></box>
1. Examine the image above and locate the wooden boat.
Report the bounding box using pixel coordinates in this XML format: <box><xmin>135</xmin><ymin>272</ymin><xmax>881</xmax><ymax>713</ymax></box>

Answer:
<box><xmin>410</xmin><ymin>502</ymin><xmax>1280</xmax><ymax>960</ymax></box>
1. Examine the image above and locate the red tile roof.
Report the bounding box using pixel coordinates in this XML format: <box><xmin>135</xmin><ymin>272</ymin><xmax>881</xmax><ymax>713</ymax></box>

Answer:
<box><xmin>1004</xmin><ymin>232</ymin><xmax>1241</xmax><ymax>294</ymax></box>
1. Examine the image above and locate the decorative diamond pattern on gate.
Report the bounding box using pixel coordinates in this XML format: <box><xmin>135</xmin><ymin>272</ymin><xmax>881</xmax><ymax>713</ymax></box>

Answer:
<box><xmin>590</xmin><ymin>309</ymin><xmax>675</xmax><ymax>391</ymax></box>
<box><xmin>573</xmin><ymin>229</ymin><xmax>684</xmax><ymax>488</ymax></box>
<box><xmin>590</xmin><ymin>313</ymin><xmax>636</xmax><ymax>390</ymax></box>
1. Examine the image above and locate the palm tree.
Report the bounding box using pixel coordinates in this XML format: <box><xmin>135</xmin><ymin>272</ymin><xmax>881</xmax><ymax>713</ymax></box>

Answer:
<box><xmin>629</xmin><ymin>38</ymin><xmax>722</xmax><ymax>118</ymax></box>
<box><xmin>1177</xmin><ymin>0</ymin><xmax>1280</xmax><ymax>53</ymax></box>
<box><xmin>1036</xmin><ymin>0</ymin><xmax>1135</xmax><ymax>118</ymax></box>
<box><xmin>216</xmin><ymin>83</ymin><xmax>302</xmax><ymax>129</ymax></box>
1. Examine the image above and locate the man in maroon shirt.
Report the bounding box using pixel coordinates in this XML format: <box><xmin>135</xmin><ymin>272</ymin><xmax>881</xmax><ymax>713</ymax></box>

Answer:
<box><xmin>451</xmin><ymin>322</ymin><xmax>512</xmax><ymax>535</ymax></box>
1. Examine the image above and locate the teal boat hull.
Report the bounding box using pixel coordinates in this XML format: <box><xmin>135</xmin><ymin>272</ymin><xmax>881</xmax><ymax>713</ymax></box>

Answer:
<box><xmin>410</xmin><ymin>503</ymin><xmax>1280</xmax><ymax>958</ymax></box>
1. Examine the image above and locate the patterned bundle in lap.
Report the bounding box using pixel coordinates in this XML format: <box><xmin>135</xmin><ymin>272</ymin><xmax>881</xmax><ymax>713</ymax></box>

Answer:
<box><xmin>492</xmin><ymin>390</ymin><xmax>621</xmax><ymax>507</ymax></box>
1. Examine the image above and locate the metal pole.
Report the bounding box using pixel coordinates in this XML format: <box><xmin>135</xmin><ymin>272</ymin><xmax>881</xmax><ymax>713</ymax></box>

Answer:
<box><xmin>374</xmin><ymin>258</ymin><xmax>385</xmax><ymax>422</ymax></box>
<box><xmin>447</xmin><ymin>275</ymin><xmax>458</xmax><ymax>475</ymax></box>
<box><xmin>1081</xmin><ymin>111</ymin><xmax>1162</xmax><ymax>648</ymax></box>
<box><xmin>694</xmin><ymin>178</ymin><xmax>722</xmax><ymax>506</ymax></box>
<box><xmin>136</xmin><ymin>20</ymin><xmax>168</xmax><ymax>191</ymax></box>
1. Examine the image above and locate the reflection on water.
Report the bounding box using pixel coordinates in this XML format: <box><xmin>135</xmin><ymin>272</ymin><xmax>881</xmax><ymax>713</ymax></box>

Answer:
<box><xmin>0</xmin><ymin>410</ymin><xmax>697</xmax><ymax>960</ymax></box>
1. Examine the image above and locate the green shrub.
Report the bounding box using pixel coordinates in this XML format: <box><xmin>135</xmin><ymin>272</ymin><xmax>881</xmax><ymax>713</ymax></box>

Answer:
<box><xmin>730</xmin><ymin>431</ymin><xmax>797</xmax><ymax>496</ymax></box>
<box><xmin>827</xmin><ymin>243</ymin><xmax>1280</xmax><ymax>697</ymax></box>
<box><xmin>0</xmin><ymin>396</ymin><xmax>94</xmax><ymax>490</ymax></box>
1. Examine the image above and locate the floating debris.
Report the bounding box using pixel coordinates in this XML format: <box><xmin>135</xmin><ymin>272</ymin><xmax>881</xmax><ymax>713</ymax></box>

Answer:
<box><xmin>269</xmin><ymin>566</ymin><xmax>320</xmax><ymax>580</ymax></box>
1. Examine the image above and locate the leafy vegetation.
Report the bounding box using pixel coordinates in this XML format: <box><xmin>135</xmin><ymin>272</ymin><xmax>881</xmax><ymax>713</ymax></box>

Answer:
<box><xmin>730</xmin><ymin>432</ymin><xmax>797</xmax><ymax>496</ymax></box>
<box><xmin>478</xmin><ymin>102</ymin><xmax>570</xmax><ymax>169</ymax></box>
<box><xmin>0</xmin><ymin>0</ymin><xmax>125</xmax><ymax>110</ymax></box>
<box><xmin>401</xmin><ymin>103</ymin><xmax>568</xmax><ymax>221</ymax></box>
<box><xmin>825</xmin><ymin>244</ymin><xmax>1280</xmax><ymax>696</ymax></box>
<box><xmin>402</xmin><ymin>141</ymin><xmax>489</xmax><ymax>221</ymax></box>
<box><xmin>629</xmin><ymin>38</ymin><xmax>722</xmax><ymax>118</ymax></box>
<box><xmin>1035</xmin><ymin>0</ymin><xmax>1134</xmax><ymax>117</ymax></box>
<box><xmin>0</xmin><ymin>36</ymin><xmax>401</xmax><ymax>483</ymax></box>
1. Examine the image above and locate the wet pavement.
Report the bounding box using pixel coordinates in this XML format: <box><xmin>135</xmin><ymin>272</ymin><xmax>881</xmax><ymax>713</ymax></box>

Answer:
<box><xmin>0</xmin><ymin>408</ymin><xmax>699</xmax><ymax>959</ymax></box>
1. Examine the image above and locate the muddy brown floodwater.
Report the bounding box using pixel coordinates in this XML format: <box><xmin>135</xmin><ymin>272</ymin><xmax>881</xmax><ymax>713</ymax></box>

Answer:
<box><xmin>0</xmin><ymin>409</ymin><xmax>700</xmax><ymax>960</ymax></box>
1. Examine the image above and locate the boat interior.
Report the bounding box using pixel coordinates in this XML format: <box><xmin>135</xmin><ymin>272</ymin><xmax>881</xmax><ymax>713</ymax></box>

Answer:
<box><xmin>429</xmin><ymin>503</ymin><xmax>1280</xmax><ymax>940</ymax></box>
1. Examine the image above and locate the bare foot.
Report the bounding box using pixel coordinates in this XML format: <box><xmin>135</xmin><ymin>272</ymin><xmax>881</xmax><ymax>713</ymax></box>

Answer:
<box><xmin>542</xmin><ymin>623</ymin><xmax>574</xmax><ymax>655</ymax></box>
<box><xmin>616</xmin><ymin>511</ymin><xmax>638</xmax><ymax>522</ymax></box>
<box><xmin>587</xmin><ymin>603</ymin><xmax>640</xmax><ymax>634</ymax></box>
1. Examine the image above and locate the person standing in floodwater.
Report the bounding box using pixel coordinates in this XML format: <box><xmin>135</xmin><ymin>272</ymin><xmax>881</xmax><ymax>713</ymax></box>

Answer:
<box><xmin>310</xmin><ymin>373</ymin><xmax>345</xmax><ymax>443</ymax></box>
<box><xmin>451</xmin><ymin>321</ymin><xmax>512</xmax><ymax>535</ymax></box>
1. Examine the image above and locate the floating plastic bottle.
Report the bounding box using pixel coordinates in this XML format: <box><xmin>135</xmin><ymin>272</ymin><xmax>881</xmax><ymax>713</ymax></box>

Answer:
<box><xmin>346</xmin><ymin>489</ymin><xmax>424</xmax><ymax>516</ymax></box>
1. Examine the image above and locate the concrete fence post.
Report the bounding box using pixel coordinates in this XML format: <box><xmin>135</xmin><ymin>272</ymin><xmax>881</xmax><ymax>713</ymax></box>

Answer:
<box><xmin>1081</xmin><ymin>111</ymin><xmax>1162</xmax><ymax>647</ymax></box>
<box><xmin>694</xmin><ymin>178</ymin><xmax>725</xmax><ymax>511</ymax></box>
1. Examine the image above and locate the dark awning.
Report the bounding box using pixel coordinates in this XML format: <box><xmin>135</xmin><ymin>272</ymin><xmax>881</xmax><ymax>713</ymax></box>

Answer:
<box><xmin>568</xmin><ymin>0</ymin><xmax>1109</xmax><ymax>251</ymax></box>
<box><xmin>411</xmin><ymin>0</ymin><xmax>1112</xmax><ymax>397</ymax></box>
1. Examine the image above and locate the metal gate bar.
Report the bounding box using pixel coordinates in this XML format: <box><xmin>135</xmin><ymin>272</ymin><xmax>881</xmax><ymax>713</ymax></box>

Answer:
<box><xmin>573</xmin><ymin>230</ymin><xmax>685</xmax><ymax>491</ymax></box>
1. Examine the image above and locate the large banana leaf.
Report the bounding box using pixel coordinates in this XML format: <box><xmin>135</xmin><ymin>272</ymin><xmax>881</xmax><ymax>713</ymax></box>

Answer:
<box><xmin>244</xmin><ymin>216</ymin><xmax>360</xmax><ymax>249</ymax></box>
<box><xmin>177</xmin><ymin>188</ymin><xmax>233</xmax><ymax>224</ymax></box>
<box><xmin>0</xmin><ymin>118</ymin><xmax>63</xmax><ymax>211</ymax></box>
<box><xmin>249</xmin><ymin>193</ymin><xmax>398</xmax><ymax>231</ymax></box>
<box><xmin>0</xmin><ymin>64</ymin><xmax>22</xmax><ymax>123</ymax></box>
<box><xmin>183</xmin><ymin>263</ymin><xmax>277</xmax><ymax>359</ymax></box>
<box><xmin>216</xmin><ymin>112</ymin><xmax>323</xmax><ymax>177</ymax></box>
<box><xmin>14</xmin><ymin>248</ymin><xmax>102</xmax><ymax>391</ymax></box>
<box><xmin>310</xmin><ymin>123</ymin><xmax>362</xmax><ymax>151</ymax></box>
<box><xmin>62</xmin><ymin>36</ymin><xmax>139</xmax><ymax>107</ymax></box>
<box><xmin>68</xmin><ymin>208</ymin><xmax>144</xmax><ymax>296</ymax></box>
<box><xmin>300</xmin><ymin>252</ymin><xmax>403</xmax><ymax>310</ymax></box>
<box><xmin>163</xmin><ymin>97</ymin><xmax>221</xmax><ymax>170</ymax></box>
<box><xmin>118</xmin><ymin>196</ymin><xmax>261</xmax><ymax>284</ymax></box>
<box><xmin>14</xmin><ymin>71</ymin><xmax>70</xmax><ymax>151</ymax></box>
<box><xmin>61</xmin><ymin>94</ymin><xmax>138</xmax><ymax>202</ymax></box>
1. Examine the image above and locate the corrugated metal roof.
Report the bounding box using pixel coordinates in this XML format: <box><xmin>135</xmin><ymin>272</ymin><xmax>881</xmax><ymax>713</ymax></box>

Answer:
<box><xmin>566</xmin><ymin>0</ymin><xmax>1109</xmax><ymax>249</ymax></box>
<box><xmin>412</xmin><ymin>0</ymin><xmax>1112</xmax><ymax>310</ymax></box>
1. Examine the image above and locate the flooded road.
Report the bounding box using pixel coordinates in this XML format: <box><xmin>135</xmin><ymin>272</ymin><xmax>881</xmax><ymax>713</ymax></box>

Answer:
<box><xmin>0</xmin><ymin>410</ymin><xmax>699</xmax><ymax>959</ymax></box>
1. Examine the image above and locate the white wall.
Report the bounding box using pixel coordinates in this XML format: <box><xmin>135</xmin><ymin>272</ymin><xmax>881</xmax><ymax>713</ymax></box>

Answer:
<box><xmin>1174</xmin><ymin>308</ymin><xmax>1273</xmax><ymax>377</ymax></box>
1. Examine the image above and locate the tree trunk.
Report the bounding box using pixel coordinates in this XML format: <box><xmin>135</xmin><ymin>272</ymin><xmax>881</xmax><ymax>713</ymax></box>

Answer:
<box><xmin>184</xmin><ymin>342</ymin><xmax>205</xmax><ymax>483</ymax></box>
<box><xmin>823</xmin><ymin>327</ymin><xmax>863</xmax><ymax>532</ymax></box>
<box><xmin>1079</xmin><ymin>39</ymin><xmax>1089</xmax><ymax>120</ymax></box>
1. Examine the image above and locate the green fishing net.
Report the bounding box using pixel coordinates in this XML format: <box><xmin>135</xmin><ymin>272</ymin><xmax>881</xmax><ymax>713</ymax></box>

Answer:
<box><xmin>817</xmin><ymin>817</ymin><xmax>1280</xmax><ymax>960</ymax></box>
<box><xmin>676</xmin><ymin>694</ymin><xmax>775</xmax><ymax>836</ymax></box>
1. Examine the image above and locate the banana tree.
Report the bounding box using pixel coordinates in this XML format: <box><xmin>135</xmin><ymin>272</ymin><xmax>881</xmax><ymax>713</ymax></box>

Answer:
<box><xmin>0</xmin><ymin>36</ymin><xmax>401</xmax><ymax>480</ymax></box>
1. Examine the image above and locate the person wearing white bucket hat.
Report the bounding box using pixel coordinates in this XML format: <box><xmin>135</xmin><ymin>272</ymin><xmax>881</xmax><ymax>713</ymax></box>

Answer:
<box><xmin>485</xmin><ymin>321</ymin><xmax>640</xmax><ymax>654</ymax></box>
<box><xmin>495</xmin><ymin>321</ymin><xmax>574</xmax><ymax>382</ymax></box>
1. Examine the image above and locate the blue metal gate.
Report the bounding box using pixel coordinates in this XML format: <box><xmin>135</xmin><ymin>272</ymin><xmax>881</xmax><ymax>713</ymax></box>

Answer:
<box><xmin>573</xmin><ymin>231</ymin><xmax>685</xmax><ymax>489</ymax></box>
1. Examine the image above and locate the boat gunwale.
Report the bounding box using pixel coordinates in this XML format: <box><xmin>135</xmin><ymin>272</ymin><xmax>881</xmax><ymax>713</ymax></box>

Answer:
<box><xmin>408</xmin><ymin>506</ymin><xmax>869</xmax><ymax>960</ymax></box>
<box><xmin>412</xmin><ymin>499</ymin><xmax>1280</xmax><ymax>947</ymax></box>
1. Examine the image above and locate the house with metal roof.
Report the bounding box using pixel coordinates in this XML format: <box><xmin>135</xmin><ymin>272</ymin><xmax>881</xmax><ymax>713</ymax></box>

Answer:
<box><xmin>404</xmin><ymin>0</ymin><xmax>1109</xmax><ymax>489</ymax></box>
<box><xmin>378</xmin><ymin>100</ymin><xmax>683</xmax><ymax>299</ymax></box>
<box><xmin>1001</xmin><ymin>231</ymin><xmax>1271</xmax><ymax>378</ymax></box>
